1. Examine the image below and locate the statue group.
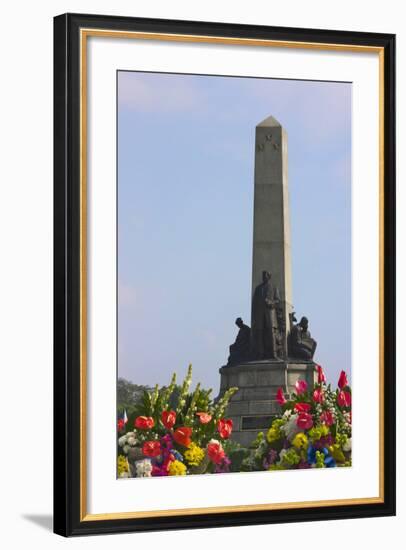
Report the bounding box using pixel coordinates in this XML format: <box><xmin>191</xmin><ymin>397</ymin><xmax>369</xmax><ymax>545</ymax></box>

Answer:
<box><xmin>227</xmin><ymin>270</ymin><xmax>317</xmax><ymax>365</ymax></box>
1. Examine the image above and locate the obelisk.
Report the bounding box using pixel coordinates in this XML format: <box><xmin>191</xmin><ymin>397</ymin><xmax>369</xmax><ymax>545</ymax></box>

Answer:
<box><xmin>252</xmin><ymin>115</ymin><xmax>293</xmax><ymax>354</ymax></box>
<box><xmin>218</xmin><ymin>116</ymin><xmax>317</xmax><ymax>447</ymax></box>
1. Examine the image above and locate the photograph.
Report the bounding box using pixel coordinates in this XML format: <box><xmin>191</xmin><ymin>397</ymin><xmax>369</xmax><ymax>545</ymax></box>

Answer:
<box><xmin>116</xmin><ymin>70</ymin><xmax>352</xmax><ymax>478</ymax></box>
<box><xmin>0</xmin><ymin>0</ymin><xmax>401</xmax><ymax>546</ymax></box>
<box><xmin>52</xmin><ymin>12</ymin><xmax>395</xmax><ymax>535</ymax></box>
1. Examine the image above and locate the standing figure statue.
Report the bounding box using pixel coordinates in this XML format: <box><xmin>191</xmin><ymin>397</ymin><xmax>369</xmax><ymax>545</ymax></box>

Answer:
<box><xmin>227</xmin><ymin>317</ymin><xmax>251</xmax><ymax>366</ymax></box>
<box><xmin>251</xmin><ymin>270</ymin><xmax>282</xmax><ymax>360</ymax></box>
<box><xmin>288</xmin><ymin>316</ymin><xmax>317</xmax><ymax>360</ymax></box>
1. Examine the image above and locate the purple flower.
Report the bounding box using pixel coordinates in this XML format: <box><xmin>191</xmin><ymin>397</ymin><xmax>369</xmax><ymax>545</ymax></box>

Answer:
<box><xmin>314</xmin><ymin>434</ymin><xmax>333</xmax><ymax>449</ymax></box>
<box><xmin>161</xmin><ymin>433</ymin><xmax>173</xmax><ymax>448</ymax></box>
<box><xmin>263</xmin><ymin>449</ymin><xmax>278</xmax><ymax>469</ymax></box>
<box><xmin>214</xmin><ymin>456</ymin><xmax>231</xmax><ymax>473</ymax></box>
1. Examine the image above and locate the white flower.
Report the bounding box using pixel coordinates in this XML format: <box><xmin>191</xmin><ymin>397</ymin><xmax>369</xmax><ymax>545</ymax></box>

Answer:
<box><xmin>277</xmin><ymin>448</ymin><xmax>288</xmax><ymax>465</ymax></box>
<box><xmin>118</xmin><ymin>435</ymin><xmax>127</xmax><ymax>447</ymax></box>
<box><xmin>281</xmin><ymin>414</ymin><xmax>301</xmax><ymax>441</ymax></box>
<box><xmin>343</xmin><ymin>437</ymin><xmax>352</xmax><ymax>452</ymax></box>
<box><xmin>127</xmin><ymin>436</ymin><xmax>136</xmax><ymax>446</ymax></box>
<box><xmin>135</xmin><ymin>459</ymin><xmax>153</xmax><ymax>478</ymax></box>
<box><xmin>282</xmin><ymin>409</ymin><xmax>292</xmax><ymax>419</ymax></box>
<box><xmin>122</xmin><ymin>445</ymin><xmax>130</xmax><ymax>454</ymax></box>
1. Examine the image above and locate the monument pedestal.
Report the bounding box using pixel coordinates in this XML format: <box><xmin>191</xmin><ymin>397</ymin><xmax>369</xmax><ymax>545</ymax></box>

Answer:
<box><xmin>219</xmin><ymin>360</ymin><xmax>317</xmax><ymax>447</ymax></box>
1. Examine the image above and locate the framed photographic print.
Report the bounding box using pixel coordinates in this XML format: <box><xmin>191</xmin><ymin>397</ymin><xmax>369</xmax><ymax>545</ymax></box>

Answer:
<box><xmin>53</xmin><ymin>13</ymin><xmax>396</xmax><ymax>536</ymax></box>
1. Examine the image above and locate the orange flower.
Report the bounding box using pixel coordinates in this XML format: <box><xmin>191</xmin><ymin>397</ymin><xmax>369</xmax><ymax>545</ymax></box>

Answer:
<box><xmin>173</xmin><ymin>427</ymin><xmax>192</xmax><ymax>447</ymax></box>
<box><xmin>161</xmin><ymin>410</ymin><xmax>176</xmax><ymax>429</ymax></box>
<box><xmin>217</xmin><ymin>418</ymin><xmax>233</xmax><ymax>439</ymax></box>
<box><xmin>142</xmin><ymin>440</ymin><xmax>161</xmax><ymax>457</ymax></box>
<box><xmin>134</xmin><ymin>416</ymin><xmax>155</xmax><ymax>429</ymax></box>
<box><xmin>196</xmin><ymin>412</ymin><xmax>212</xmax><ymax>424</ymax></box>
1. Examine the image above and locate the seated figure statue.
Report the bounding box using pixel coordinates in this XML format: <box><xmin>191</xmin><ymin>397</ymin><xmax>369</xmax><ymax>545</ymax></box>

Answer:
<box><xmin>227</xmin><ymin>317</ymin><xmax>251</xmax><ymax>366</ymax></box>
<box><xmin>288</xmin><ymin>316</ymin><xmax>317</xmax><ymax>360</ymax></box>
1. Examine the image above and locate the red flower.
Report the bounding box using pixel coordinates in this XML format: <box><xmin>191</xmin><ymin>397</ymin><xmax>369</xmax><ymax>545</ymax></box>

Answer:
<box><xmin>337</xmin><ymin>390</ymin><xmax>351</xmax><ymax>408</ymax></box>
<box><xmin>217</xmin><ymin>418</ymin><xmax>233</xmax><ymax>439</ymax></box>
<box><xmin>142</xmin><ymin>440</ymin><xmax>161</xmax><ymax>457</ymax></box>
<box><xmin>296</xmin><ymin>412</ymin><xmax>314</xmax><ymax>430</ymax></box>
<box><xmin>161</xmin><ymin>410</ymin><xmax>176</xmax><ymax>429</ymax></box>
<box><xmin>294</xmin><ymin>402</ymin><xmax>312</xmax><ymax>413</ymax></box>
<box><xmin>173</xmin><ymin>427</ymin><xmax>192</xmax><ymax>447</ymax></box>
<box><xmin>117</xmin><ymin>418</ymin><xmax>125</xmax><ymax>431</ymax></box>
<box><xmin>338</xmin><ymin>370</ymin><xmax>349</xmax><ymax>389</ymax></box>
<box><xmin>135</xmin><ymin>416</ymin><xmax>155</xmax><ymax>430</ymax></box>
<box><xmin>276</xmin><ymin>387</ymin><xmax>287</xmax><ymax>405</ymax></box>
<box><xmin>315</xmin><ymin>364</ymin><xmax>327</xmax><ymax>384</ymax></box>
<box><xmin>196</xmin><ymin>412</ymin><xmax>212</xmax><ymax>424</ymax></box>
<box><xmin>295</xmin><ymin>379</ymin><xmax>308</xmax><ymax>395</ymax></box>
<box><xmin>207</xmin><ymin>441</ymin><xmax>226</xmax><ymax>464</ymax></box>
<box><xmin>313</xmin><ymin>388</ymin><xmax>325</xmax><ymax>404</ymax></box>
<box><xmin>320</xmin><ymin>410</ymin><xmax>334</xmax><ymax>426</ymax></box>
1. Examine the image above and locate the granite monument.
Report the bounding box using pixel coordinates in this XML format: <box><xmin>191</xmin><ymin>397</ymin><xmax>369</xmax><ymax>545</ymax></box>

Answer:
<box><xmin>219</xmin><ymin>115</ymin><xmax>318</xmax><ymax>446</ymax></box>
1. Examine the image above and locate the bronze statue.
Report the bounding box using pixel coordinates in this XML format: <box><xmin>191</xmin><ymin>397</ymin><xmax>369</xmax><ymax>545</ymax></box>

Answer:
<box><xmin>288</xmin><ymin>316</ymin><xmax>317</xmax><ymax>360</ymax></box>
<box><xmin>227</xmin><ymin>317</ymin><xmax>251</xmax><ymax>366</ymax></box>
<box><xmin>251</xmin><ymin>271</ymin><xmax>282</xmax><ymax>360</ymax></box>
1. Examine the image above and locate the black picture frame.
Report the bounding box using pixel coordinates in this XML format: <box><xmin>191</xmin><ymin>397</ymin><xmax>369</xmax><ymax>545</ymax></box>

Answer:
<box><xmin>54</xmin><ymin>12</ymin><xmax>396</xmax><ymax>537</ymax></box>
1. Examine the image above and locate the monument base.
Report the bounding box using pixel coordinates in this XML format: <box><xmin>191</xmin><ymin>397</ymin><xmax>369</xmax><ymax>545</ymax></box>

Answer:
<box><xmin>218</xmin><ymin>360</ymin><xmax>317</xmax><ymax>447</ymax></box>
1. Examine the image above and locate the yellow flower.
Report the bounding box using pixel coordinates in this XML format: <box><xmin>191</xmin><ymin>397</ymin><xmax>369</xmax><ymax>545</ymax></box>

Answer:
<box><xmin>292</xmin><ymin>432</ymin><xmax>309</xmax><ymax>450</ymax></box>
<box><xmin>266</xmin><ymin>419</ymin><xmax>284</xmax><ymax>443</ymax></box>
<box><xmin>184</xmin><ymin>442</ymin><xmax>205</xmax><ymax>466</ymax></box>
<box><xmin>309</xmin><ymin>424</ymin><xmax>329</xmax><ymax>442</ymax></box>
<box><xmin>328</xmin><ymin>444</ymin><xmax>346</xmax><ymax>463</ymax></box>
<box><xmin>266</xmin><ymin>427</ymin><xmax>280</xmax><ymax>443</ymax></box>
<box><xmin>117</xmin><ymin>455</ymin><xmax>129</xmax><ymax>476</ymax></box>
<box><xmin>168</xmin><ymin>460</ymin><xmax>187</xmax><ymax>476</ymax></box>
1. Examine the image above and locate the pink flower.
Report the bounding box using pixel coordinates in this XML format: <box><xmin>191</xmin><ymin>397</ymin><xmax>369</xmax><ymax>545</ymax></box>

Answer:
<box><xmin>196</xmin><ymin>412</ymin><xmax>212</xmax><ymax>424</ymax></box>
<box><xmin>337</xmin><ymin>390</ymin><xmax>351</xmax><ymax>408</ymax></box>
<box><xmin>276</xmin><ymin>387</ymin><xmax>287</xmax><ymax>405</ymax></box>
<box><xmin>315</xmin><ymin>364</ymin><xmax>327</xmax><ymax>384</ymax></box>
<box><xmin>320</xmin><ymin>410</ymin><xmax>334</xmax><ymax>426</ymax></box>
<box><xmin>207</xmin><ymin>441</ymin><xmax>226</xmax><ymax>464</ymax></box>
<box><xmin>294</xmin><ymin>402</ymin><xmax>312</xmax><ymax>413</ymax></box>
<box><xmin>338</xmin><ymin>370</ymin><xmax>349</xmax><ymax>389</ymax></box>
<box><xmin>295</xmin><ymin>379</ymin><xmax>308</xmax><ymax>395</ymax></box>
<box><xmin>296</xmin><ymin>412</ymin><xmax>314</xmax><ymax>430</ymax></box>
<box><xmin>313</xmin><ymin>388</ymin><xmax>325</xmax><ymax>404</ymax></box>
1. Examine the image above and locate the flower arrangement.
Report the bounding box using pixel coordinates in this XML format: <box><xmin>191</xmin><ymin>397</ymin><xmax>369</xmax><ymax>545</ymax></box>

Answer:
<box><xmin>243</xmin><ymin>366</ymin><xmax>352</xmax><ymax>471</ymax></box>
<box><xmin>117</xmin><ymin>365</ymin><xmax>238</xmax><ymax>477</ymax></box>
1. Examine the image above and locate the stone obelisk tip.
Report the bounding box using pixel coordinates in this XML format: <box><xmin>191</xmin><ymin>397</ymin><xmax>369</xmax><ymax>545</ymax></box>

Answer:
<box><xmin>256</xmin><ymin>115</ymin><xmax>282</xmax><ymax>128</ymax></box>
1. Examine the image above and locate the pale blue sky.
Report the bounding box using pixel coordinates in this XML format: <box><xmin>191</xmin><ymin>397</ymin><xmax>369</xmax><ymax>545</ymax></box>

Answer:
<box><xmin>117</xmin><ymin>71</ymin><xmax>351</xmax><ymax>392</ymax></box>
